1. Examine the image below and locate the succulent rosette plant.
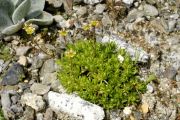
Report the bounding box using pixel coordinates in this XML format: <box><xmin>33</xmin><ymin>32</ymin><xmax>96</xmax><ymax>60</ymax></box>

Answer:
<box><xmin>0</xmin><ymin>0</ymin><xmax>53</xmax><ymax>35</ymax></box>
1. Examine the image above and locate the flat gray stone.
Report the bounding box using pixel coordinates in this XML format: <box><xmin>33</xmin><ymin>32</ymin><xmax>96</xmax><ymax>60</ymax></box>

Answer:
<box><xmin>40</xmin><ymin>59</ymin><xmax>57</xmax><ymax>77</ymax></box>
<box><xmin>1</xmin><ymin>63</ymin><xmax>25</xmax><ymax>85</ymax></box>
<box><xmin>15</xmin><ymin>46</ymin><xmax>31</xmax><ymax>56</ymax></box>
<box><xmin>143</xmin><ymin>4</ymin><xmax>158</xmax><ymax>17</ymax></box>
<box><xmin>30</xmin><ymin>83</ymin><xmax>50</xmax><ymax>95</ymax></box>
<box><xmin>94</xmin><ymin>4</ymin><xmax>106</xmax><ymax>14</ymax></box>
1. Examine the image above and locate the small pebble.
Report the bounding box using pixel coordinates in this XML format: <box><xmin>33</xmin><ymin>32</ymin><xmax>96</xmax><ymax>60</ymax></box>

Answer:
<box><xmin>123</xmin><ymin>106</ymin><xmax>132</xmax><ymax>115</ymax></box>
<box><xmin>18</xmin><ymin>56</ymin><xmax>27</xmax><ymax>66</ymax></box>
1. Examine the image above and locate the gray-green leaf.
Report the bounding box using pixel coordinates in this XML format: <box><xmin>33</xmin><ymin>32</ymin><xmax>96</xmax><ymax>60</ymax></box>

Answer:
<box><xmin>26</xmin><ymin>0</ymin><xmax>45</xmax><ymax>19</ymax></box>
<box><xmin>26</xmin><ymin>11</ymin><xmax>53</xmax><ymax>25</ymax></box>
<box><xmin>12</xmin><ymin>0</ymin><xmax>31</xmax><ymax>24</ymax></box>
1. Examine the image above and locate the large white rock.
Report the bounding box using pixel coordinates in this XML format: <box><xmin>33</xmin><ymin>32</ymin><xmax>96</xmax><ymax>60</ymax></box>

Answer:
<box><xmin>48</xmin><ymin>91</ymin><xmax>105</xmax><ymax>120</ymax></box>
<box><xmin>101</xmin><ymin>34</ymin><xmax>149</xmax><ymax>63</ymax></box>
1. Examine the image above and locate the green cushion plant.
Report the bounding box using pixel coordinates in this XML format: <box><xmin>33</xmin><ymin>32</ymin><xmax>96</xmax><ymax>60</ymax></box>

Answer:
<box><xmin>57</xmin><ymin>40</ymin><xmax>147</xmax><ymax>110</ymax></box>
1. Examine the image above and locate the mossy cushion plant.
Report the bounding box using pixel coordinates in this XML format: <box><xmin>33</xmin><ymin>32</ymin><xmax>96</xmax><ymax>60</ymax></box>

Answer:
<box><xmin>57</xmin><ymin>40</ymin><xmax>147</xmax><ymax>110</ymax></box>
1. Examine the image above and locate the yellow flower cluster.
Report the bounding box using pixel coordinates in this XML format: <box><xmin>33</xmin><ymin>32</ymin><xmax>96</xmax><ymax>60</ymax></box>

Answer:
<box><xmin>65</xmin><ymin>49</ymin><xmax>76</xmax><ymax>58</ymax></box>
<box><xmin>82</xmin><ymin>20</ymin><xmax>100</xmax><ymax>31</ymax></box>
<box><xmin>23</xmin><ymin>23</ymin><xmax>35</xmax><ymax>35</ymax></box>
<box><xmin>58</xmin><ymin>29</ymin><xmax>68</xmax><ymax>37</ymax></box>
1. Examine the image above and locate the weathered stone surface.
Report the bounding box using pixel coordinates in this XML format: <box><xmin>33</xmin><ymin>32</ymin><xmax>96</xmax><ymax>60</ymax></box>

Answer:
<box><xmin>1</xmin><ymin>63</ymin><xmax>25</xmax><ymax>85</ymax></box>
<box><xmin>40</xmin><ymin>59</ymin><xmax>57</xmax><ymax>77</ymax></box>
<box><xmin>48</xmin><ymin>91</ymin><xmax>105</xmax><ymax>120</ymax></box>
<box><xmin>40</xmin><ymin>72</ymin><xmax>60</xmax><ymax>91</ymax></box>
<box><xmin>21</xmin><ymin>93</ymin><xmax>45</xmax><ymax>111</ymax></box>
<box><xmin>83</xmin><ymin>0</ymin><xmax>103</xmax><ymax>5</ymax></box>
<box><xmin>20</xmin><ymin>106</ymin><xmax>35</xmax><ymax>120</ymax></box>
<box><xmin>44</xmin><ymin>108</ymin><xmax>53</xmax><ymax>120</ymax></box>
<box><xmin>143</xmin><ymin>4</ymin><xmax>158</xmax><ymax>17</ymax></box>
<box><xmin>1</xmin><ymin>91</ymin><xmax>15</xmax><ymax>120</ymax></box>
<box><xmin>30</xmin><ymin>83</ymin><xmax>50</xmax><ymax>95</ymax></box>
<box><xmin>18</xmin><ymin>56</ymin><xmax>27</xmax><ymax>66</ymax></box>
<box><xmin>46</xmin><ymin>0</ymin><xmax>63</xmax><ymax>8</ymax></box>
<box><xmin>101</xmin><ymin>34</ymin><xmax>149</xmax><ymax>62</ymax></box>
<box><xmin>15</xmin><ymin>46</ymin><xmax>31</xmax><ymax>56</ymax></box>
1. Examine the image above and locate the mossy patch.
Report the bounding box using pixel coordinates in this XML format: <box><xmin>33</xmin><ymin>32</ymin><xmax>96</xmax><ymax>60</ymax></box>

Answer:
<box><xmin>0</xmin><ymin>42</ymin><xmax>11</xmax><ymax>61</ymax></box>
<box><xmin>57</xmin><ymin>40</ymin><xmax>147</xmax><ymax>110</ymax></box>
<box><xmin>0</xmin><ymin>109</ymin><xmax>5</xmax><ymax>120</ymax></box>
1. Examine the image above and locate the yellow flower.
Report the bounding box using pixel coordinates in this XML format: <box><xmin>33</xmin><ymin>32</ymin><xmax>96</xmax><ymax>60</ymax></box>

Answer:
<box><xmin>23</xmin><ymin>23</ymin><xmax>35</xmax><ymax>35</ymax></box>
<box><xmin>58</xmin><ymin>29</ymin><xmax>68</xmax><ymax>37</ymax></box>
<box><xmin>65</xmin><ymin>49</ymin><xmax>76</xmax><ymax>58</ymax></box>
<box><xmin>90</xmin><ymin>20</ymin><xmax>100</xmax><ymax>27</ymax></box>
<box><xmin>82</xmin><ymin>24</ymin><xmax>91</xmax><ymax>31</ymax></box>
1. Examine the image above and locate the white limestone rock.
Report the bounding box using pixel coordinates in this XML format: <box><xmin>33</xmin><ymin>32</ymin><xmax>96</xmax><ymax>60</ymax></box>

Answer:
<box><xmin>122</xmin><ymin>0</ymin><xmax>134</xmax><ymax>5</ymax></box>
<box><xmin>48</xmin><ymin>91</ymin><xmax>105</xmax><ymax>120</ymax></box>
<box><xmin>101</xmin><ymin>34</ymin><xmax>149</xmax><ymax>63</ymax></box>
<box><xmin>83</xmin><ymin>0</ymin><xmax>103</xmax><ymax>5</ymax></box>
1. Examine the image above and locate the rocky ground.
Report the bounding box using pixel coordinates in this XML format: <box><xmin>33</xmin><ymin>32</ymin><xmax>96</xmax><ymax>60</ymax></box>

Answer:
<box><xmin>0</xmin><ymin>0</ymin><xmax>179</xmax><ymax>120</ymax></box>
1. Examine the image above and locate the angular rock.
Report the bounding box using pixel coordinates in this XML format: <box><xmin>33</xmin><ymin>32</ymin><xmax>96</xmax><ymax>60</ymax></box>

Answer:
<box><xmin>48</xmin><ymin>91</ymin><xmax>105</xmax><ymax>120</ymax></box>
<box><xmin>18</xmin><ymin>56</ymin><xmax>27</xmax><ymax>66</ymax></box>
<box><xmin>40</xmin><ymin>72</ymin><xmax>60</xmax><ymax>91</ymax></box>
<box><xmin>145</xmin><ymin>32</ymin><xmax>159</xmax><ymax>47</ymax></box>
<box><xmin>102</xmin><ymin>13</ymin><xmax>112</xmax><ymax>27</ymax></box>
<box><xmin>143</xmin><ymin>4</ymin><xmax>158</xmax><ymax>17</ymax></box>
<box><xmin>46</xmin><ymin>0</ymin><xmax>63</xmax><ymax>8</ymax></box>
<box><xmin>122</xmin><ymin>0</ymin><xmax>134</xmax><ymax>5</ymax></box>
<box><xmin>168</xmin><ymin>20</ymin><xmax>176</xmax><ymax>32</ymax></box>
<box><xmin>94</xmin><ymin>4</ymin><xmax>106</xmax><ymax>14</ymax></box>
<box><xmin>31</xmin><ymin>56</ymin><xmax>44</xmax><ymax>69</ymax></box>
<box><xmin>63</xmin><ymin>0</ymin><xmax>73</xmax><ymax>12</ymax></box>
<box><xmin>11</xmin><ymin>95</ymin><xmax>20</xmax><ymax>104</ymax></box>
<box><xmin>30</xmin><ymin>83</ymin><xmax>50</xmax><ymax>95</ymax></box>
<box><xmin>15</xmin><ymin>46</ymin><xmax>31</xmax><ymax>56</ymax></box>
<box><xmin>163</xmin><ymin>66</ymin><xmax>177</xmax><ymax>79</ymax></box>
<box><xmin>21</xmin><ymin>93</ymin><xmax>45</xmax><ymax>111</ymax></box>
<box><xmin>53</xmin><ymin>15</ymin><xmax>65</xmax><ymax>23</ymax></box>
<box><xmin>83</xmin><ymin>0</ymin><xmax>103</xmax><ymax>5</ymax></box>
<box><xmin>20</xmin><ymin>106</ymin><xmax>35</xmax><ymax>120</ymax></box>
<box><xmin>150</xmin><ymin>18</ymin><xmax>168</xmax><ymax>34</ymax></box>
<box><xmin>101</xmin><ymin>34</ymin><xmax>149</xmax><ymax>62</ymax></box>
<box><xmin>0</xmin><ymin>59</ymin><xmax>4</xmax><ymax>73</ymax></box>
<box><xmin>123</xmin><ymin>107</ymin><xmax>132</xmax><ymax>116</ymax></box>
<box><xmin>73</xmin><ymin>6</ymin><xmax>87</xmax><ymax>17</ymax></box>
<box><xmin>1</xmin><ymin>63</ymin><xmax>25</xmax><ymax>85</ymax></box>
<box><xmin>141</xmin><ymin>102</ymin><xmax>149</xmax><ymax>114</ymax></box>
<box><xmin>36</xmin><ymin>113</ymin><xmax>43</xmax><ymax>120</ymax></box>
<box><xmin>44</xmin><ymin>108</ymin><xmax>53</xmax><ymax>120</ymax></box>
<box><xmin>126</xmin><ymin>9</ymin><xmax>144</xmax><ymax>22</ymax></box>
<box><xmin>10</xmin><ymin>104</ymin><xmax>23</xmax><ymax>114</ymax></box>
<box><xmin>40</xmin><ymin>59</ymin><xmax>57</xmax><ymax>77</ymax></box>
<box><xmin>1</xmin><ymin>91</ymin><xmax>15</xmax><ymax>120</ymax></box>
